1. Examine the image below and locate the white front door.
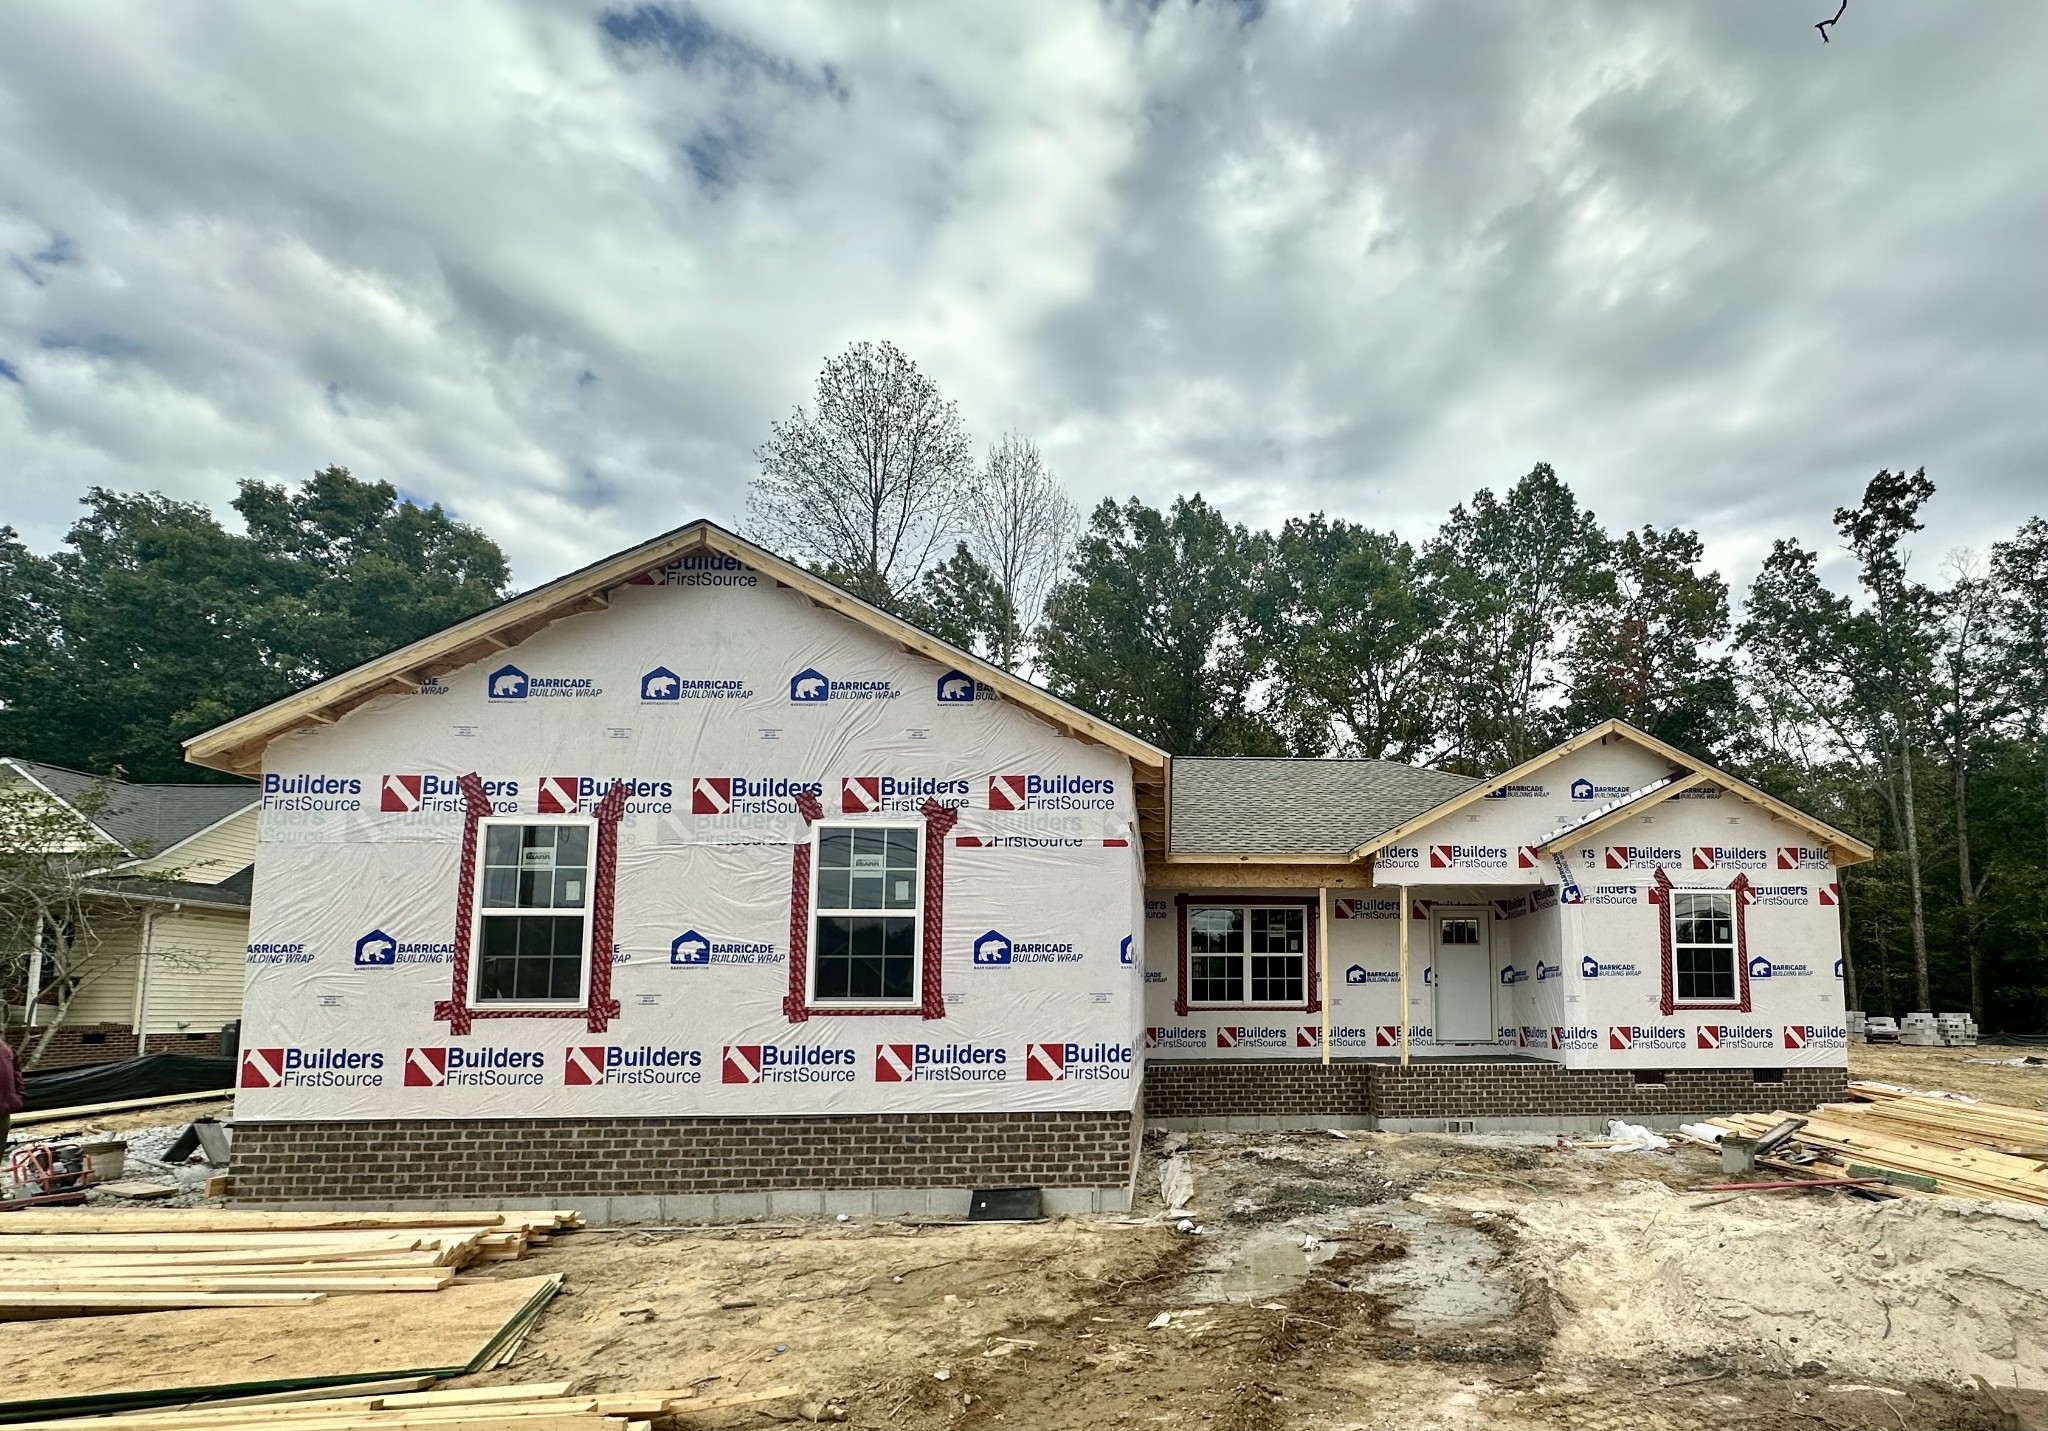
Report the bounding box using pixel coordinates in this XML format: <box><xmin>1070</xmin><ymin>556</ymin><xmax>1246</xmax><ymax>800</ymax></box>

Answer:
<box><xmin>1432</xmin><ymin>908</ymin><xmax>1494</xmax><ymax>1043</ymax></box>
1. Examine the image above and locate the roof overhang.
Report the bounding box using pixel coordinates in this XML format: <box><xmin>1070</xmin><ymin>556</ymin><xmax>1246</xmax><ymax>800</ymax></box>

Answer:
<box><xmin>183</xmin><ymin>521</ymin><xmax>1170</xmax><ymax>783</ymax></box>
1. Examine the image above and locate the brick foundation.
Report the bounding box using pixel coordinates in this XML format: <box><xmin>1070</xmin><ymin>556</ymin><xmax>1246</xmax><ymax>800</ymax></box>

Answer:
<box><xmin>1143</xmin><ymin>1058</ymin><xmax>1848</xmax><ymax>1125</ymax></box>
<box><xmin>5</xmin><ymin>1022</ymin><xmax>139</xmax><ymax>1071</ymax></box>
<box><xmin>229</xmin><ymin>1110</ymin><xmax>1141</xmax><ymax>1204</ymax></box>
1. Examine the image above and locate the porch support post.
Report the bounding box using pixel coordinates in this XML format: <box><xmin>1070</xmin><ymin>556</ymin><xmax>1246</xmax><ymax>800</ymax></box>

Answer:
<box><xmin>1318</xmin><ymin>885</ymin><xmax>1331</xmax><ymax>1066</ymax></box>
<box><xmin>1398</xmin><ymin>884</ymin><xmax>1411</xmax><ymax>1067</ymax></box>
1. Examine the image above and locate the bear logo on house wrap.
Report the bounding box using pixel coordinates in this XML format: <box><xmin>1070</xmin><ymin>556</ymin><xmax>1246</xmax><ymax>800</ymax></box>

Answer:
<box><xmin>487</xmin><ymin>665</ymin><xmax>528</xmax><ymax>700</ymax></box>
<box><xmin>790</xmin><ymin>668</ymin><xmax>829</xmax><ymax>702</ymax></box>
<box><xmin>936</xmin><ymin>670</ymin><xmax>975</xmax><ymax>703</ymax></box>
<box><xmin>354</xmin><ymin>930</ymin><xmax>397</xmax><ymax>966</ymax></box>
<box><xmin>641</xmin><ymin>667</ymin><xmax>680</xmax><ymax>702</ymax></box>
<box><xmin>671</xmin><ymin>930</ymin><xmax>711</xmax><ymax>966</ymax></box>
<box><xmin>973</xmin><ymin>930</ymin><xmax>1013</xmax><ymax>965</ymax></box>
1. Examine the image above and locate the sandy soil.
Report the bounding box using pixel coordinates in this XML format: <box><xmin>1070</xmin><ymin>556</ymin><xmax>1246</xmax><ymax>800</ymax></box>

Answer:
<box><xmin>1849</xmin><ymin>1043</ymin><xmax>2048</xmax><ymax>1106</ymax></box>
<box><xmin>460</xmin><ymin>1130</ymin><xmax>2043</xmax><ymax>1430</ymax></box>
<box><xmin>11</xmin><ymin>1094</ymin><xmax>235</xmax><ymax>1139</ymax></box>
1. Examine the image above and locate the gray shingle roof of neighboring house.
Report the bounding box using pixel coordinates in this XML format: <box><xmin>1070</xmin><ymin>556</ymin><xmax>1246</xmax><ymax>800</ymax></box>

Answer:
<box><xmin>1169</xmin><ymin>758</ymin><xmax>1483</xmax><ymax>856</ymax></box>
<box><xmin>97</xmin><ymin>864</ymin><xmax>255</xmax><ymax>911</ymax></box>
<box><xmin>6</xmin><ymin>759</ymin><xmax>256</xmax><ymax>858</ymax></box>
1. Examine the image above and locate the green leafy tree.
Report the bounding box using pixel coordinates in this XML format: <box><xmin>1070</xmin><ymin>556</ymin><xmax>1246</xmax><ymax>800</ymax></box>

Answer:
<box><xmin>1562</xmin><ymin>524</ymin><xmax>1740</xmax><ymax>758</ymax></box>
<box><xmin>904</xmin><ymin>543</ymin><xmax>1018</xmax><ymax>663</ymax></box>
<box><xmin>1039</xmin><ymin>496</ymin><xmax>1278</xmax><ymax>756</ymax></box>
<box><xmin>1247</xmin><ymin>515</ymin><xmax>1434</xmax><ymax>760</ymax></box>
<box><xmin>1419</xmin><ymin>463</ymin><xmax>1611</xmax><ymax>772</ymax></box>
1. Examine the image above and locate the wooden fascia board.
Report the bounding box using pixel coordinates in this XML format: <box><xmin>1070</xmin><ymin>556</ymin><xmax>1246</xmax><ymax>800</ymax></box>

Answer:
<box><xmin>1718</xmin><ymin>780</ymin><xmax>1875</xmax><ymax>865</ymax></box>
<box><xmin>1537</xmin><ymin>772</ymin><xmax>1713</xmax><ymax>851</ymax></box>
<box><xmin>1350</xmin><ymin>720</ymin><xmax>1686</xmax><ymax>859</ymax></box>
<box><xmin>1145</xmin><ymin>862</ymin><xmax>1374</xmax><ymax>891</ymax></box>
<box><xmin>1161</xmin><ymin>853</ymin><xmax>1362</xmax><ymax>866</ymax></box>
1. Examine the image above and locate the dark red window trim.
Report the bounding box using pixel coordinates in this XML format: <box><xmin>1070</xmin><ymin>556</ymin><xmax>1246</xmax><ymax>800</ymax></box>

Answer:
<box><xmin>436</xmin><ymin>773</ymin><xmax>625</xmax><ymax>1036</ymax></box>
<box><xmin>1652</xmin><ymin>868</ymin><xmax>1754</xmax><ymax>1015</ymax></box>
<box><xmin>784</xmin><ymin>795</ymin><xmax>959</xmax><ymax>1023</ymax></box>
<box><xmin>1172</xmin><ymin>892</ymin><xmax>1322</xmax><ymax>1016</ymax></box>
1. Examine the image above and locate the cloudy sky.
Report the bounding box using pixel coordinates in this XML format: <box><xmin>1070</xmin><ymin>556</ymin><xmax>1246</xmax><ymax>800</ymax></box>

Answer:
<box><xmin>2</xmin><ymin>1</ymin><xmax>2042</xmax><ymax>593</ymax></box>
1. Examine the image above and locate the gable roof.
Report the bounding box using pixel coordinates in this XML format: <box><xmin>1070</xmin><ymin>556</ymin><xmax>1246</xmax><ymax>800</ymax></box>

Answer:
<box><xmin>1171</xmin><ymin>758</ymin><xmax>1480</xmax><ymax>857</ymax></box>
<box><xmin>1350</xmin><ymin>720</ymin><xmax>1874</xmax><ymax>866</ymax></box>
<box><xmin>183</xmin><ymin>520</ymin><xmax>1169</xmax><ymax>783</ymax></box>
<box><xmin>2</xmin><ymin>758</ymin><xmax>256</xmax><ymax>858</ymax></box>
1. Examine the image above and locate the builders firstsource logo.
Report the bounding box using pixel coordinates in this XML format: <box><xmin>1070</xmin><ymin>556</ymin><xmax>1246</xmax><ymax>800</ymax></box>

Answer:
<box><xmin>841</xmin><ymin>775</ymin><xmax>971</xmax><ymax>814</ymax></box>
<box><xmin>1747</xmin><ymin>885</ymin><xmax>1810</xmax><ymax>907</ymax></box>
<box><xmin>690</xmin><ymin>776</ymin><xmax>823</xmax><ymax>815</ymax></box>
<box><xmin>1334</xmin><ymin>898</ymin><xmax>1399</xmax><ymax>920</ymax></box>
<box><xmin>1778</xmin><ymin>846</ymin><xmax>1831</xmax><ymax>870</ymax></box>
<box><xmin>1430</xmin><ymin>843</ymin><xmax>1508</xmax><ymax>869</ymax></box>
<box><xmin>720</xmin><ymin>1044</ymin><xmax>857</xmax><ymax>1084</ymax></box>
<box><xmin>1549</xmin><ymin>1025</ymin><xmax>1600</xmax><ymax>1051</ymax></box>
<box><xmin>1024</xmin><ymin>1042</ymin><xmax>1132</xmax><ymax>1081</ymax></box>
<box><xmin>1692</xmin><ymin>846</ymin><xmax>1768</xmax><ymax>870</ymax></box>
<box><xmin>788</xmin><ymin>667</ymin><xmax>897</xmax><ymax>703</ymax></box>
<box><xmin>1145</xmin><ymin>1026</ymin><xmax>1208</xmax><ymax>1049</ymax></box>
<box><xmin>987</xmin><ymin>773</ymin><xmax>1118</xmax><ymax>812</ymax></box>
<box><xmin>1607</xmin><ymin>1025</ymin><xmax>1687</xmax><ymax>1051</ymax></box>
<box><xmin>875</xmin><ymin>1042</ymin><xmax>1008</xmax><ymax>1083</ymax></box>
<box><xmin>1216</xmin><ymin>1025</ymin><xmax>1294</xmax><ymax>1050</ymax></box>
<box><xmin>239</xmin><ymin>1047</ymin><xmax>384</xmax><ymax>1089</ymax></box>
<box><xmin>379</xmin><ymin>773</ymin><xmax>520</xmax><ymax>815</ymax></box>
<box><xmin>1783</xmin><ymin>1025</ymin><xmax>1848</xmax><ymax>1049</ymax></box>
<box><xmin>260</xmin><ymin>773</ymin><xmax>364</xmax><ymax>812</ymax></box>
<box><xmin>404</xmin><ymin>1047</ymin><xmax>545</xmax><ymax>1087</ymax></box>
<box><xmin>536</xmin><ymin>775</ymin><xmax>674</xmax><ymax>815</ymax></box>
<box><xmin>488</xmin><ymin>664</ymin><xmax>601</xmax><ymax>701</ymax></box>
<box><xmin>1694</xmin><ymin>1024</ymin><xmax>1776</xmax><ymax>1052</ymax></box>
<box><xmin>1605</xmin><ymin>845</ymin><xmax>1682</xmax><ymax>871</ymax></box>
<box><xmin>565</xmin><ymin>1045</ymin><xmax>703</xmax><ymax>1086</ymax></box>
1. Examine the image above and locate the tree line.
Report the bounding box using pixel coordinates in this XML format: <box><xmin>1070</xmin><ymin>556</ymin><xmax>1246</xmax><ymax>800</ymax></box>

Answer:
<box><xmin>2</xmin><ymin>342</ymin><xmax>2042</xmax><ymax>1029</ymax></box>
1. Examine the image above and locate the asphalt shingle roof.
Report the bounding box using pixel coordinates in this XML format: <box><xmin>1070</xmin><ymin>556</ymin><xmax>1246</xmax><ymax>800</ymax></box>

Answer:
<box><xmin>11</xmin><ymin>760</ymin><xmax>256</xmax><ymax>857</ymax></box>
<box><xmin>1169</xmin><ymin>758</ymin><xmax>1482</xmax><ymax>855</ymax></box>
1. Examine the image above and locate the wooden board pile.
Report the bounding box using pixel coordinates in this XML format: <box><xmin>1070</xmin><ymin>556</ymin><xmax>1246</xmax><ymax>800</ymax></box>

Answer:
<box><xmin>0</xmin><ymin>1380</ymin><xmax>803</xmax><ymax>1431</ymax></box>
<box><xmin>0</xmin><ymin>1209</ymin><xmax>585</xmax><ymax>1319</ymax></box>
<box><xmin>1708</xmin><ymin>1081</ymin><xmax>2048</xmax><ymax>1205</ymax></box>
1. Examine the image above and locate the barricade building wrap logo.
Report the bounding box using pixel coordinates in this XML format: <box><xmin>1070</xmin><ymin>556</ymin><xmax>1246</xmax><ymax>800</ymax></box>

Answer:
<box><xmin>935</xmin><ymin>670</ymin><xmax>977</xmax><ymax>703</ymax></box>
<box><xmin>875</xmin><ymin>1042</ymin><xmax>1008</xmax><ymax>1083</ymax></box>
<box><xmin>1692</xmin><ymin>846</ymin><xmax>1768</xmax><ymax>870</ymax></box>
<box><xmin>690</xmin><ymin>776</ymin><xmax>823</xmax><ymax>815</ymax></box>
<box><xmin>1482</xmin><ymin>783</ymin><xmax>1548</xmax><ymax>799</ymax></box>
<box><xmin>1748</xmin><ymin>955</ymin><xmax>1814</xmax><ymax>979</ymax></box>
<box><xmin>1778</xmin><ymin>846</ymin><xmax>1831</xmax><ymax>870</ymax></box>
<box><xmin>1345</xmin><ymin>963</ymin><xmax>1398</xmax><ymax>984</ymax></box>
<box><xmin>1607</xmin><ymin>1024</ymin><xmax>1687</xmax><ymax>1051</ymax></box>
<box><xmin>669</xmin><ymin>929</ymin><xmax>780</xmax><ymax>967</ymax></box>
<box><xmin>1571</xmin><ymin>778</ymin><xmax>1632</xmax><ymax>801</ymax></box>
<box><xmin>239</xmin><ymin>1047</ymin><xmax>384</xmax><ymax>1089</ymax></box>
<box><xmin>1695</xmin><ymin>1024</ymin><xmax>1776</xmax><ymax>1051</ymax></box>
<box><xmin>987</xmin><ymin>773</ymin><xmax>1118</xmax><ymax>812</ymax></box>
<box><xmin>1215</xmin><ymin>1025</ymin><xmax>1293</xmax><ymax>1050</ymax></box>
<box><xmin>1605</xmin><ymin>845</ymin><xmax>1683</xmax><ymax>871</ymax></box>
<box><xmin>246</xmin><ymin>940</ymin><xmax>311</xmax><ymax>966</ymax></box>
<box><xmin>566</xmin><ymin>1045</ymin><xmax>703</xmax><ymax>1085</ymax></box>
<box><xmin>1431</xmin><ymin>843</ymin><xmax>1509</xmax><ymax>870</ymax></box>
<box><xmin>1145</xmin><ymin>1026</ymin><xmax>1208</xmax><ymax>1049</ymax></box>
<box><xmin>1499</xmin><ymin>965</ymin><xmax>1528</xmax><ymax>986</ymax></box>
<box><xmin>720</xmin><ymin>1044</ymin><xmax>857</xmax><ymax>1084</ymax></box>
<box><xmin>1782</xmin><ymin>1024</ymin><xmax>1849</xmax><ymax>1050</ymax></box>
<box><xmin>380</xmin><ymin>774</ymin><xmax>519</xmax><ymax>814</ymax></box>
<box><xmin>261</xmin><ymin>773</ymin><xmax>364</xmax><ymax>812</ymax></box>
<box><xmin>1581</xmin><ymin>955</ymin><xmax>1642</xmax><ymax>979</ymax></box>
<box><xmin>789</xmin><ymin>667</ymin><xmax>897</xmax><ymax>703</ymax></box>
<box><xmin>354</xmin><ymin>928</ymin><xmax>454</xmax><ymax>967</ymax></box>
<box><xmin>969</xmin><ymin>929</ymin><xmax>1080</xmax><ymax>966</ymax></box>
<box><xmin>841</xmin><ymin>774</ymin><xmax>971</xmax><ymax>814</ymax></box>
<box><xmin>1025</xmin><ymin>1042</ymin><xmax>1132</xmax><ymax>1081</ymax></box>
<box><xmin>405</xmin><ymin>1046</ymin><xmax>545</xmax><ymax>1087</ymax></box>
<box><xmin>537</xmin><ymin>775</ymin><xmax>673</xmax><ymax>815</ymax></box>
<box><xmin>639</xmin><ymin>667</ymin><xmax>752</xmax><ymax>702</ymax></box>
<box><xmin>1534</xmin><ymin>959</ymin><xmax>1561</xmax><ymax>982</ymax></box>
<box><xmin>488</xmin><ymin>665</ymin><xmax>601</xmax><ymax>701</ymax></box>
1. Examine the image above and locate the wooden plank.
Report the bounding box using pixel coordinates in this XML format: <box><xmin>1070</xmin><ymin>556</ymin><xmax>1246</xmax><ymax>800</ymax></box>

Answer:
<box><xmin>12</xmin><ymin>1090</ymin><xmax>237</xmax><ymax>1127</ymax></box>
<box><xmin>0</xmin><ymin>1290</ymin><xmax>328</xmax><ymax>1317</ymax></box>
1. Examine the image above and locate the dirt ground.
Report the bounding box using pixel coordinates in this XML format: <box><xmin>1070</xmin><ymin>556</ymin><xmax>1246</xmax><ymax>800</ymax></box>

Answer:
<box><xmin>464</xmin><ymin>1052</ymin><xmax>2048</xmax><ymax>1431</ymax></box>
<box><xmin>1848</xmin><ymin>1042</ymin><xmax>2048</xmax><ymax>1105</ymax></box>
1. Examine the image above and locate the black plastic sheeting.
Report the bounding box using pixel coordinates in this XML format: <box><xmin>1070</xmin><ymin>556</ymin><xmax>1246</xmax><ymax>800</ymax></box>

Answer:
<box><xmin>21</xmin><ymin>1053</ymin><xmax>236</xmax><ymax>1112</ymax></box>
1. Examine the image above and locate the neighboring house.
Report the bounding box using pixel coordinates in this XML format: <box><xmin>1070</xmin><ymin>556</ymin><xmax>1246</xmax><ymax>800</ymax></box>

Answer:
<box><xmin>1</xmin><ymin>759</ymin><xmax>256</xmax><ymax>1068</ymax></box>
<box><xmin>184</xmin><ymin>521</ymin><xmax>1868</xmax><ymax>1217</ymax></box>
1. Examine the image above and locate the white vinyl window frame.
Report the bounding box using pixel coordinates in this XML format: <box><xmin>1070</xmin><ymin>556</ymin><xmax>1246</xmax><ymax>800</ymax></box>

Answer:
<box><xmin>807</xmin><ymin>820</ymin><xmax>924</xmax><ymax>1008</ymax></box>
<box><xmin>1185</xmin><ymin>902</ymin><xmax>1310</xmax><ymax>1009</ymax></box>
<box><xmin>1669</xmin><ymin>887</ymin><xmax>1741</xmax><ymax>1008</ymax></box>
<box><xmin>468</xmin><ymin>814</ymin><xmax>598</xmax><ymax>1009</ymax></box>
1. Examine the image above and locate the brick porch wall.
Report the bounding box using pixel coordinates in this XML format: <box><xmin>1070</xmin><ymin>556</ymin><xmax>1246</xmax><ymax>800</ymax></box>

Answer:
<box><xmin>1144</xmin><ymin>1060</ymin><xmax>1371</xmax><ymax>1120</ymax></box>
<box><xmin>1369</xmin><ymin>1061</ymin><xmax>1848</xmax><ymax>1120</ymax></box>
<box><xmin>229</xmin><ymin>1110</ymin><xmax>1140</xmax><ymax>1204</ymax></box>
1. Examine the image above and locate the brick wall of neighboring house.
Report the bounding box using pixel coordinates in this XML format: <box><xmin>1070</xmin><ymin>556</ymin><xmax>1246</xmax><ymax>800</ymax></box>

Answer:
<box><xmin>1143</xmin><ymin>1060</ymin><xmax>1373</xmax><ymax>1120</ymax></box>
<box><xmin>229</xmin><ymin>1111</ymin><xmax>1141</xmax><ymax>1204</ymax></box>
<box><xmin>1367</xmin><ymin>1060</ymin><xmax>1848</xmax><ymax>1121</ymax></box>
<box><xmin>4</xmin><ymin>1022</ymin><xmax>139</xmax><ymax>1071</ymax></box>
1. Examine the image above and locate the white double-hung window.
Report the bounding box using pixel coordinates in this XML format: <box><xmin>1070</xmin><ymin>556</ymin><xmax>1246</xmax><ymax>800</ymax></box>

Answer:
<box><xmin>1671</xmin><ymin>889</ymin><xmax>1738</xmax><ymax>1004</ymax></box>
<box><xmin>810</xmin><ymin>824</ymin><xmax>922</xmax><ymax>1005</ymax></box>
<box><xmin>473</xmin><ymin>819</ymin><xmax>594</xmax><ymax>1005</ymax></box>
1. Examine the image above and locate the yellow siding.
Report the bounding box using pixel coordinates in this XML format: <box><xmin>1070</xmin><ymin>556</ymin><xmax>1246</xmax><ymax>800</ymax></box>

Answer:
<box><xmin>133</xmin><ymin>806</ymin><xmax>257</xmax><ymax>883</ymax></box>
<box><xmin>140</xmin><ymin>908</ymin><xmax>250</xmax><ymax>1034</ymax></box>
<box><xmin>56</xmin><ymin>914</ymin><xmax>145</xmax><ymax>1025</ymax></box>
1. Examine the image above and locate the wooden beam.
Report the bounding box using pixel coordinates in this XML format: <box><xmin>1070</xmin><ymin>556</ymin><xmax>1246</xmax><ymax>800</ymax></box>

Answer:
<box><xmin>1318</xmin><ymin>884</ymin><xmax>1332</xmax><ymax>1067</ymax></box>
<box><xmin>1144</xmin><ymin>863</ymin><xmax>1370</xmax><ymax>890</ymax></box>
<box><xmin>1398</xmin><ymin>885</ymin><xmax>1411</xmax><ymax>1067</ymax></box>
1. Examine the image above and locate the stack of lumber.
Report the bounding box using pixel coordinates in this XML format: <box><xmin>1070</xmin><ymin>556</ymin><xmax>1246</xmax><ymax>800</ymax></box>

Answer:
<box><xmin>0</xmin><ymin>1380</ymin><xmax>804</xmax><ymax>1431</ymax></box>
<box><xmin>1708</xmin><ymin>1083</ymin><xmax>2047</xmax><ymax>1205</ymax></box>
<box><xmin>0</xmin><ymin>1209</ymin><xmax>584</xmax><ymax>1319</ymax></box>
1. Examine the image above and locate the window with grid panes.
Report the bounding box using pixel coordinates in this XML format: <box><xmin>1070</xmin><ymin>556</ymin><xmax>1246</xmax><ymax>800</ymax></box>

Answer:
<box><xmin>812</xmin><ymin>824</ymin><xmax>921</xmax><ymax>1003</ymax></box>
<box><xmin>475</xmin><ymin>822</ymin><xmax>591</xmax><ymax>1003</ymax></box>
<box><xmin>1672</xmin><ymin>890</ymin><xmax>1737</xmax><ymax>1002</ymax></box>
<box><xmin>1187</xmin><ymin>904</ymin><xmax>1307</xmax><ymax>1006</ymax></box>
